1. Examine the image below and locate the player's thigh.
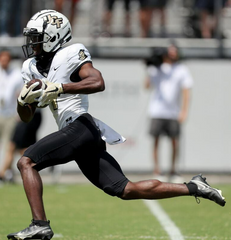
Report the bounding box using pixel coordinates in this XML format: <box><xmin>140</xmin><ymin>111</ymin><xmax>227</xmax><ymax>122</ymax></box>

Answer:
<box><xmin>23</xmin><ymin>129</ymin><xmax>78</xmax><ymax>171</ymax></box>
<box><xmin>77</xmin><ymin>148</ymin><xmax>129</xmax><ymax>197</ymax></box>
<box><xmin>24</xmin><ymin>114</ymin><xmax>101</xmax><ymax>171</ymax></box>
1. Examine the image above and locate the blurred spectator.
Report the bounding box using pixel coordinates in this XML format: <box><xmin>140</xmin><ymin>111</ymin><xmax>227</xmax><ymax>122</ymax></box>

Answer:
<box><xmin>10</xmin><ymin>0</ymin><xmax>23</xmax><ymax>37</ymax></box>
<box><xmin>0</xmin><ymin>0</ymin><xmax>23</xmax><ymax>37</ymax></box>
<box><xmin>0</xmin><ymin>110</ymin><xmax>42</xmax><ymax>183</ymax></box>
<box><xmin>138</xmin><ymin>0</ymin><xmax>168</xmax><ymax>38</ymax></box>
<box><xmin>0</xmin><ymin>50</ymin><xmax>23</xmax><ymax>181</ymax></box>
<box><xmin>0</xmin><ymin>0</ymin><xmax>10</xmax><ymax>37</ymax></box>
<box><xmin>54</xmin><ymin>0</ymin><xmax>80</xmax><ymax>27</ymax></box>
<box><xmin>102</xmin><ymin>0</ymin><xmax>132</xmax><ymax>37</ymax></box>
<box><xmin>195</xmin><ymin>0</ymin><xmax>228</xmax><ymax>38</ymax></box>
<box><xmin>182</xmin><ymin>0</ymin><xmax>201</xmax><ymax>38</ymax></box>
<box><xmin>144</xmin><ymin>45</ymin><xmax>193</xmax><ymax>182</ymax></box>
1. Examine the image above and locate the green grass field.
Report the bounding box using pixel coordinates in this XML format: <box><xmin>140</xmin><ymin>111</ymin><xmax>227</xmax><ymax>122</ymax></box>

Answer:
<box><xmin>0</xmin><ymin>182</ymin><xmax>230</xmax><ymax>240</ymax></box>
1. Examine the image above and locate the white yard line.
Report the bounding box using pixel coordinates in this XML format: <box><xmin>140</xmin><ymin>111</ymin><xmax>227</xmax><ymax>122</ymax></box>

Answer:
<box><xmin>143</xmin><ymin>200</ymin><xmax>184</xmax><ymax>240</ymax></box>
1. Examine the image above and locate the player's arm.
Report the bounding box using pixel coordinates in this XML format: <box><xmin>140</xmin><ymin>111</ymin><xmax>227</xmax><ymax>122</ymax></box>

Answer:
<box><xmin>17</xmin><ymin>102</ymin><xmax>36</xmax><ymax>123</ymax></box>
<box><xmin>62</xmin><ymin>62</ymin><xmax>105</xmax><ymax>94</ymax></box>
<box><xmin>38</xmin><ymin>62</ymin><xmax>105</xmax><ymax>107</ymax></box>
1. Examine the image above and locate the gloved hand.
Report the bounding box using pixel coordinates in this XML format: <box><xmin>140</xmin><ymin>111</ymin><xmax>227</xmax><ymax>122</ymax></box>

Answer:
<box><xmin>18</xmin><ymin>82</ymin><xmax>43</xmax><ymax>106</ymax></box>
<box><xmin>37</xmin><ymin>81</ymin><xmax>63</xmax><ymax>107</ymax></box>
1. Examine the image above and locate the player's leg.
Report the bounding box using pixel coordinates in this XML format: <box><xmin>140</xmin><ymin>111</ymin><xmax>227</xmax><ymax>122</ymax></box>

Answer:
<box><xmin>120</xmin><ymin>175</ymin><xmax>225</xmax><ymax>206</ymax></box>
<box><xmin>16</xmin><ymin>127</ymin><xmax>74</xmax><ymax>222</ymax></box>
<box><xmin>121</xmin><ymin>179</ymin><xmax>189</xmax><ymax>200</ymax></box>
<box><xmin>81</xmin><ymin>143</ymin><xmax>226</xmax><ymax>207</ymax></box>
<box><xmin>7</xmin><ymin>155</ymin><xmax>54</xmax><ymax>240</ymax></box>
<box><xmin>7</xmin><ymin>160</ymin><xmax>52</xmax><ymax>240</ymax></box>
<box><xmin>8</xmin><ymin>113</ymin><xmax>103</xmax><ymax>239</ymax></box>
<box><xmin>78</xmin><ymin>139</ymin><xmax>184</xmax><ymax>200</ymax></box>
<box><xmin>78</xmin><ymin>144</ymin><xmax>185</xmax><ymax>200</ymax></box>
<box><xmin>7</xmin><ymin>127</ymin><xmax>75</xmax><ymax>240</ymax></box>
<box><xmin>17</xmin><ymin>156</ymin><xmax>47</xmax><ymax>221</ymax></box>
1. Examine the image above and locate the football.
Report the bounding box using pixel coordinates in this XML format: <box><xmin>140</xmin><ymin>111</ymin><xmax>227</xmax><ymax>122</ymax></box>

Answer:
<box><xmin>26</xmin><ymin>79</ymin><xmax>46</xmax><ymax>91</ymax></box>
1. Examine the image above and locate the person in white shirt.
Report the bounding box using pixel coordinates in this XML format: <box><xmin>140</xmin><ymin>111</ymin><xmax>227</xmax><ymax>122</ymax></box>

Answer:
<box><xmin>7</xmin><ymin>10</ymin><xmax>225</xmax><ymax>240</ymax></box>
<box><xmin>144</xmin><ymin>45</ymin><xmax>193</xmax><ymax>182</ymax></box>
<box><xmin>0</xmin><ymin>50</ymin><xmax>23</xmax><ymax>181</ymax></box>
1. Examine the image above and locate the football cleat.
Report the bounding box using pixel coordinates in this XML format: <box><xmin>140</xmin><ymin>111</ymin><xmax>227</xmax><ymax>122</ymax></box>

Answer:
<box><xmin>189</xmin><ymin>174</ymin><xmax>226</xmax><ymax>207</ymax></box>
<box><xmin>7</xmin><ymin>219</ymin><xmax>54</xmax><ymax>240</ymax></box>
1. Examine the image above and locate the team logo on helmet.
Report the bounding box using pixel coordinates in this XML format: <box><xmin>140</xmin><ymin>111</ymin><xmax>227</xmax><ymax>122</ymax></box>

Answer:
<box><xmin>43</xmin><ymin>14</ymin><xmax>63</xmax><ymax>29</ymax></box>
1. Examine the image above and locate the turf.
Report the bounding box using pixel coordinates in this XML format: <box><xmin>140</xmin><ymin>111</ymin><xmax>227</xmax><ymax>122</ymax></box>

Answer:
<box><xmin>0</xmin><ymin>182</ymin><xmax>230</xmax><ymax>240</ymax></box>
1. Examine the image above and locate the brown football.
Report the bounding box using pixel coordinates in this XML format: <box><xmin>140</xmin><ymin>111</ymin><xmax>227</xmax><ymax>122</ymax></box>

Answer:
<box><xmin>26</xmin><ymin>79</ymin><xmax>43</xmax><ymax>91</ymax></box>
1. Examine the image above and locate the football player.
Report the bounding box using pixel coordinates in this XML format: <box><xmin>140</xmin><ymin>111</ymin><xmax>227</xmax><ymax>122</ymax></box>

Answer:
<box><xmin>7</xmin><ymin>10</ymin><xmax>226</xmax><ymax>240</ymax></box>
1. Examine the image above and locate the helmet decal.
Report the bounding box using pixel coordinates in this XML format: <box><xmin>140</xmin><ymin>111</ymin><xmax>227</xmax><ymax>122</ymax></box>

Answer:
<box><xmin>43</xmin><ymin>14</ymin><xmax>63</xmax><ymax>29</ymax></box>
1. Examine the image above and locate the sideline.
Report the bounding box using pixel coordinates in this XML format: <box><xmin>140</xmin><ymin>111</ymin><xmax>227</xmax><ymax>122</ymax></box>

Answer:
<box><xmin>143</xmin><ymin>200</ymin><xmax>184</xmax><ymax>240</ymax></box>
